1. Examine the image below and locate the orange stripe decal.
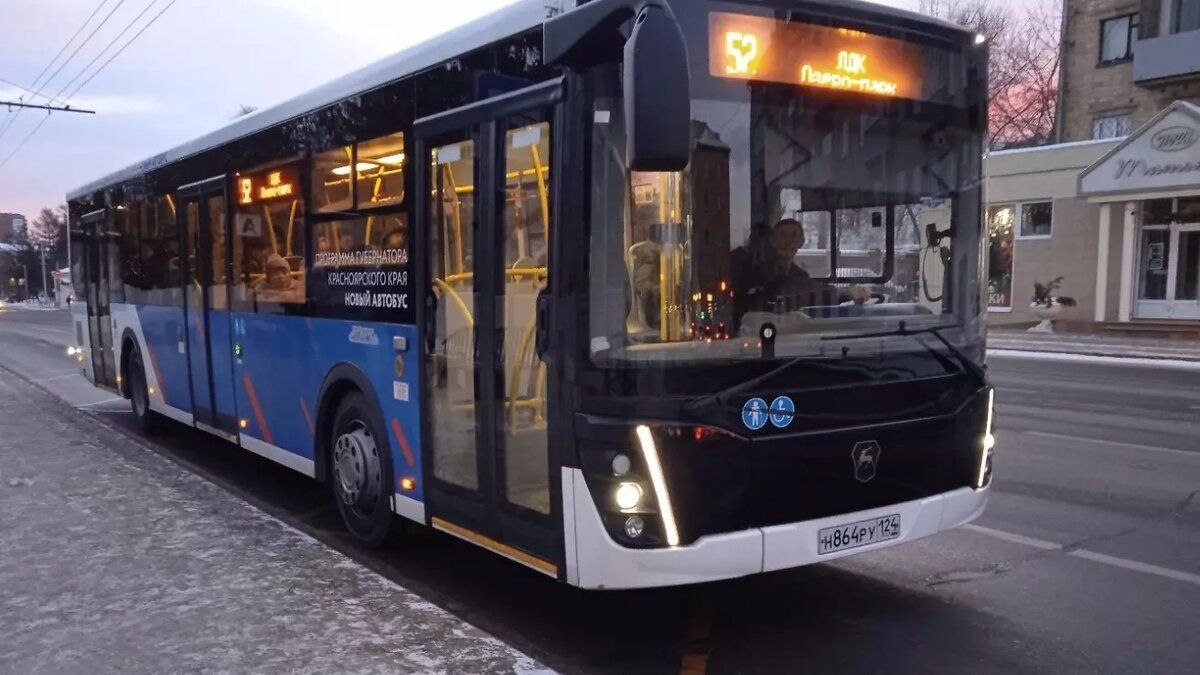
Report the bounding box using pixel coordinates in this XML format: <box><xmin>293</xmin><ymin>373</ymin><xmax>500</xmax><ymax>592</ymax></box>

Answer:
<box><xmin>391</xmin><ymin>419</ymin><xmax>415</xmax><ymax>468</ymax></box>
<box><xmin>243</xmin><ymin>374</ymin><xmax>273</xmax><ymax>445</ymax></box>
<box><xmin>144</xmin><ymin>342</ymin><xmax>169</xmax><ymax>406</ymax></box>
<box><xmin>300</xmin><ymin>396</ymin><xmax>315</xmax><ymax>437</ymax></box>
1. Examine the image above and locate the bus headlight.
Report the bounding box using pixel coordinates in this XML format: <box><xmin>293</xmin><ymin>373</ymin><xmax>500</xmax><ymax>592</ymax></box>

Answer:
<box><xmin>614</xmin><ymin>482</ymin><xmax>643</xmax><ymax>510</ymax></box>
<box><xmin>976</xmin><ymin>388</ymin><xmax>995</xmax><ymax>489</ymax></box>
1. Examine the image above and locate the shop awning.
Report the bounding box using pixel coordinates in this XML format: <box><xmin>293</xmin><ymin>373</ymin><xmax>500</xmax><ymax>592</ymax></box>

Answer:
<box><xmin>1079</xmin><ymin>101</ymin><xmax>1200</xmax><ymax>203</ymax></box>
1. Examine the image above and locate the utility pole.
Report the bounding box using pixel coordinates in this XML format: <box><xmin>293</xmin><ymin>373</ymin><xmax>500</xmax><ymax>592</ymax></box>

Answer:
<box><xmin>40</xmin><ymin>244</ymin><xmax>49</xmax><ymax>303</ymax></box>
<box><xmin>0</xmin><ymin>101</ymin><xmax>95</xmax><ymax>115</ymax></box>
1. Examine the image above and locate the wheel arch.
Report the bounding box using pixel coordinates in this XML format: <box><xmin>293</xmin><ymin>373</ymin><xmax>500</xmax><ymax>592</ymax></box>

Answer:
<box><xmin>314</xmin><ymin>363</ymin><xmax>393</xmax><ymax>487</ymax></box>
<box><xmin>118</xmin><ymin>327</ymin><xmax>140</xmax><ymax>399</ymax></box>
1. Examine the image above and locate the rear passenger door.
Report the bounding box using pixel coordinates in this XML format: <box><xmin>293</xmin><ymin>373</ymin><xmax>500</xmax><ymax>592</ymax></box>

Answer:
<box><xmin>177</xmin><ymin>177</ymin><xmax>238</xmax><ymax>436</ymax></box>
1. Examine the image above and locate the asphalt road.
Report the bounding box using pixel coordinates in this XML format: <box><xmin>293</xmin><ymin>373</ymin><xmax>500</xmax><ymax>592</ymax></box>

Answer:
<box><xmin>2</xmin><ymin>306</ymin><xmax>1198</xmax><ymax>674</ymax></box>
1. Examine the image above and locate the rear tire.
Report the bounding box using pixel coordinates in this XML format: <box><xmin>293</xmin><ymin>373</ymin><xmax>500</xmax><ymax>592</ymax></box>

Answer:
<box><xmin>329</xmin><ymin>392</ymin><xmax>395</xmax><ymax>547</ymax></box>
<box><xmin>128</xmin><ymin>346</ymin><xmax>163</xmax><ymax>435</ymax></box>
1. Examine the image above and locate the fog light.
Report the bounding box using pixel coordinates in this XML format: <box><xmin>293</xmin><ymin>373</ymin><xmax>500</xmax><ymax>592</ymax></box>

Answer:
<box><xmin>624</xmin><ymin>515</ymin><xmax>645</xmax><ymax>539</ymax></box>
<box><xmin>615</xmin><ymin>482</ymin><xmax>642</xmax><ymax>510</ymax></box>
<box><xmin>611</xmin><ymin>453</ymin><xmax>632</xmax><ymax>476</ymax></box>
<box><xmin>239</xmin><ymin>419</ymin><xmax>249</xmax><ymax>429</ymax></box>
<box><xmin>400</xmin><ymin>476</ymin><xmax>416</xmax><ymax>492</ymax></box>
<box><xmin>67</xmin><ymin>346</ymin><xmax>78</xmax><ymax>356</ymax></box>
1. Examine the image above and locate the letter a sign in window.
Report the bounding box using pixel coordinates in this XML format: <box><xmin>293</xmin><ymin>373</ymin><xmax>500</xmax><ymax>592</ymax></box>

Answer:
<box><xmin>237</xmin><ymin>214</ymin><xmax>264</xmax><ymax>238</ymax></box>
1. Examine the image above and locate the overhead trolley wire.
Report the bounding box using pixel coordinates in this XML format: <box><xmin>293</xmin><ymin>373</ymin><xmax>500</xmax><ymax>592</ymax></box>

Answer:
<box><xmin>0</xmin><ymin>0</ymin><xmax>180</xmax><ymax>172</ymax></box>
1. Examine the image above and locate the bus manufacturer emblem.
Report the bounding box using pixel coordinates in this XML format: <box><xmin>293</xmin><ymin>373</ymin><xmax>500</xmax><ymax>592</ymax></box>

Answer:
<box><xmin>851</xmin><ymin>440</ymin><xmax>882</xmax><ymax>483</ymax></box>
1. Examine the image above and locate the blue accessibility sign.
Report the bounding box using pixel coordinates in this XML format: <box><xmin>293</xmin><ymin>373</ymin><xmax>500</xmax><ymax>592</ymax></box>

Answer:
<box><xmin>742</xmin><ymin>398</ymin><xmax>769</xmax><ymax>431</ymax></box>
<box><xmin>769</xmin><ymin>396</ymin><xmax>795</xmax><ymax>428</ymax></box>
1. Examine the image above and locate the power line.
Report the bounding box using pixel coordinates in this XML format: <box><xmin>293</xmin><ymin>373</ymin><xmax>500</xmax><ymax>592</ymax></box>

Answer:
<box><xmin>38</xmin><ymin>0</ymin><xmax>129</xmax><ymax>101</ymax></box>
<box><xmin>0</xmin><ymin>0</ymin><xmax>127</xmax><ymax>143</ymax></box>
<box><xmin>53</xmin><ymin>0</ymin><xmax>161</xmax><ymax>101</ymax></box>
<box><xmin>0</xmin><ymin>115</ymin><xmax>51</xmax><ymax>171</ymax></box>
<box><xmin>0</xmin><ymin>77</ymin><xmax>67</xmax><ymax>105</ymax></box>
<box><xmin>64</xmin><ymin>0</ymin><xmax>180</xmax><ymax>101</ymax></box>
<box><xmin>23</xmin><ymin>0</ymin><xmax>111</xmax><ymax>99</ymax></box>
<box><xmin>0</xmin><ymin>0</ymin><xmax>181</xmax><ymax>173</ymax></box>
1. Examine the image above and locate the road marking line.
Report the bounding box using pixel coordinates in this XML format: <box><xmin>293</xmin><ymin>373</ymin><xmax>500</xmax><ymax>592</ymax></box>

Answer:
<box><xmin>1067</xmin><ymin>550</ymin><xmax>1200</xmax><ymax>586</ymax></box>
<box><xmin>963</xmin><ymin>524</ymin><xmax>1062</xmax><ymax>551</ymax></box>
<box><xmin>963</xmin><ymin>524</ymin><xmax>1200</xmax><ymax>587</ymax></box>
<box><xmin>1023</xmin><ymin>431</ymin><xmax>1198</xmax><ymax>459</ymax></box>
<box><xmin>36</xmin><ymin>373</ymin><xmax>81</xmax><ymax>383</ymax></box>
<box><xmin>75</xmin><ymin>397</ymin><xmax>124</xmax><ymax>408</ymax></box>
<box><xmin>988</xmin><ymin>349</ymin><xmax>1200</xmax><ymax>371</ymax></box>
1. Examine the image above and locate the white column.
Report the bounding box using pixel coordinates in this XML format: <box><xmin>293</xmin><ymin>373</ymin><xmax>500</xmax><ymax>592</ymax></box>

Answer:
<box><xmin>1117</xmin><ymin>201</ymin><xmax>1137</xmax><ymax>323</ymax></box>
<box><xmin>1094</xmin><ymin>204</ymin><xmax>1111</xmax><ymax>323</ymax></box>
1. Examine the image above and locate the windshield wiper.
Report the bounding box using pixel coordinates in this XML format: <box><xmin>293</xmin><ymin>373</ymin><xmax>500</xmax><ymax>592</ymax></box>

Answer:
<box><xmin>819</xmin><ymin>321</ymin><xmax>988</xmax><ymax>388</ymax></box>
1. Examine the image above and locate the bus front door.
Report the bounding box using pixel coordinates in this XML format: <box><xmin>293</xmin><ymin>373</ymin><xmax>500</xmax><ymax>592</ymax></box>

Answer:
<box><xmin>416</xmin><ymin>79</ymin><xmax>564</xmax><ymax>577</ymax></box>
<box><xmin>178</xmin><ymin>177</ymin><xmax>238</xmax><ymax>436</ymax></box>
<box><xmin>80</xmin><ymin>209</ymin><xmax>117</xmax><ymax>389</ymax></box>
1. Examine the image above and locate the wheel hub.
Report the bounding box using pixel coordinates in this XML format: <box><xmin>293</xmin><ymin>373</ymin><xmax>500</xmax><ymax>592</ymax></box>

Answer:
<box><xmin>333</xmin><ymin>424</ymin><xmax>382</xmax><ymax>510</ymax></box>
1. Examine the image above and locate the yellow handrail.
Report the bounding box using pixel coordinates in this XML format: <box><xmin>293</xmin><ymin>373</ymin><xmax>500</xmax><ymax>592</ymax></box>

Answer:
<box><xmin>530</xmin><ymin>143</ymin><xmax>550</xmax><ymax>236</ymax></box>
<box><xmin>286</xmin><ymin>200</ymin><xmax>298</xmax><ymax>255</ymax></box>
<box><xmin>509</xmin><ymin>316</ymin><xmax>538</xmax><ymax>433</ymax></box>
<box><xmin>263</xmin><ymin>204</ymin><xmax>278</xmax><ymax>255</ymax></box>
<box><xmin>442</xmin><ymin>267</ymin><xmax>547</xmax><ymax>287</ymax></box>
<box><xmin>432</xmin><ymin>277</ymin><xmax>474</xmax><ymax>328</ymax></box>
<box><xmin>443</xmin><ymin>163</ymin><xmax>465</xmax><ymax>275</ymax></box>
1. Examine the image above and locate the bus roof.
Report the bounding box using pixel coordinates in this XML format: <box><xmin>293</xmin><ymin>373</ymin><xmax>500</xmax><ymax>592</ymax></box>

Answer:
<box><xmin>67</xmin><ymin>0</ymin><xmax>969</xmax><ymax>201</ymax></box>
<box><xmin>67</xmin><ymin>0</ymin><xmax>565</xmax><ymax>201</ymax></box>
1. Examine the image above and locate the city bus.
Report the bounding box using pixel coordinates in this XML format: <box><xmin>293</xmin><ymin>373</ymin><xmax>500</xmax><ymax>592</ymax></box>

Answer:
<box><xmin>67</xmin><ymin>0</ymin><xmax>994</xmax><ymax>589</ymax></box>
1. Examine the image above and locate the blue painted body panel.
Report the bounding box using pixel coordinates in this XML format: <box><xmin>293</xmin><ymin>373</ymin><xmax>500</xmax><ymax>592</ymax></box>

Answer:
<box><xmin>136</xmin><ymin>305</ymin><xmax>191</xmax><ymax>412</ymax></box>
<box><xmin>184</xmin><ymin>303</ymin><xmax>210</xmax><ymax>421</ymax></box>
<box><xmin>137</xmin><ymin>304</ymin><xmax>422</xmax><ymax>499</ymax></box>
<box><xmin>208</xmin><ymin>311</ymin><xmax>238</xmax><ymax>424</ymax></box>
<box><xmin>232</xmin><ymin>314</ymin><xmax>423</xmax><ymax>500</ymax></box>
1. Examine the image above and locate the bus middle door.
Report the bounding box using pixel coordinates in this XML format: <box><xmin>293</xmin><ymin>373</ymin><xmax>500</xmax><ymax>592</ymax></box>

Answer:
<box><xmin>178</xmin><ymin>177</ymin><xmax>238</xmax><ymax>436</ymax></box>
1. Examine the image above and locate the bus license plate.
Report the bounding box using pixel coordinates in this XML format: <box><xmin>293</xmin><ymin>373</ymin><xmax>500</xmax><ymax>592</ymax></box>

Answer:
<box><xmin>817</xmin><ymin>514</ymin><xmax>901</xmax><ymax>555</ymax></box>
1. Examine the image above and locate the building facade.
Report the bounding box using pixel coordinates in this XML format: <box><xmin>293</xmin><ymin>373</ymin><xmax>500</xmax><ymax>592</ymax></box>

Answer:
<box><xmin>0</xmin><ymin>213</ymin><xmax>26</xmax><ymax>242</ymax></box>
<box><xmin>1059</xmin><ymin>0</ymin><xmax>1200</xmax><ymax>143</ymax></box>
<box><xmin>986</xmin><ymin>0</ymin><xmax>1200</xmax><ymax>330</ymax></box>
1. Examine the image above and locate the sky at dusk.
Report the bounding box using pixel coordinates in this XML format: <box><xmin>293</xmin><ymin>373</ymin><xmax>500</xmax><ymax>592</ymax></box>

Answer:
<box><xmin>0</xmin><ymin>0</ymin><xmax>915</xmax><ymax>218</ymax></box>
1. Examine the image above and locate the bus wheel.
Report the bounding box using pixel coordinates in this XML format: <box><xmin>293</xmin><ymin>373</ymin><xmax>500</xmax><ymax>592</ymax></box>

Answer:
<box><xmin>128</xmin><ymin>347</ymin><xmax>162</xmax><ymax>435</ymax></box>
<box><xmin>330</xmin><ymin>392</ymin><xmax>394</xmax><ymax>547</ymax></box>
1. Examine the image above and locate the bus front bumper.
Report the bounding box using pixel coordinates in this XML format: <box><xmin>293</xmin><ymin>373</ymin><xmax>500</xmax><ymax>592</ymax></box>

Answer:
<box><xmin>563</xmin><ymin>468</ymin><xmax>989</xmax><ymax>590</ymax></box>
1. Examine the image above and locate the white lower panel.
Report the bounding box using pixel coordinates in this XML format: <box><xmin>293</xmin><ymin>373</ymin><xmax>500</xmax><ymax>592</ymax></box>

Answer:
<box><xmin>393</xmin><ymin>493</ymin><xmax>426</xmax><ymax>523</ymax></box>
<box><xmin>240</xmin><ymin>434</ymin><xmax>316</xmax><ymax>477</ymax></box>
<box><xmin>155</xmin><ymin>404</ymin><xmax>194</xmax><ymax>427</ymax></box>
<box><xmin>761</xmin><ymin>487</ymin><xmax>989</xmax><ymax>572</ymax></box>
<box><xmin>564</xmin><ymin>467</ymin><xmax>991</xmax><ymax>589</ymax></box>
<box><xmin>564</xmin><ymin>468</ymin><xmax>763</xmax><ymax>590</ymax></box>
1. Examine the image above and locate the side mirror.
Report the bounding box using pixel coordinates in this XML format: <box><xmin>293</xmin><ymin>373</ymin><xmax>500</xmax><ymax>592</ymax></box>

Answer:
<box><xmin>623</xmin><ymin>6</ymin><xmax>691</xmax><ymax>171</ymax></box>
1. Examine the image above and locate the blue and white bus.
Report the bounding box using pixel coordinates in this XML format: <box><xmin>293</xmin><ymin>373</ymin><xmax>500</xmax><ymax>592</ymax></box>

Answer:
<box><xmin>68</xmin><ymin>0</ymin><xmax>995</xmax><ymax>589</ymax></box>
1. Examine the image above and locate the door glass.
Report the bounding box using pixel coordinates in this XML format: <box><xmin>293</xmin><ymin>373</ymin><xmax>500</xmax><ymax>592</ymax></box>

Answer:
<box><xmin>499</xmin><ymin>121</ymin><xmax>551</xmax><ymax>514</ymax></box>
<box><xmin>207</xmin><ymin>195</ymin><xmax>228</xmax><ymax>310</ymax></box>
<box><xmin>186</xmin><ymin>200</ymin><xmax>202</xmax><ymax>313</ymax></box>
<box><xmin>1138</xmin><ymin>228</ymin><xmax>1170</xmax><ymax>300</ymax></box>
<box><xmin>430</xmin><ymin>140</ymin><xmax>479</xmax><ymax>490</ymax></box>
<box><xmin>1176</xmin><ymin>231</ymin><xmax>1200</xmax><ymax>302</ymax></box>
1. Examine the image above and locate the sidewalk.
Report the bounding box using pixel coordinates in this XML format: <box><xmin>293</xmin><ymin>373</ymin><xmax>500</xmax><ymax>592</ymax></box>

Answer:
<box><xmin>0</xmin><ymin>372</ymin><xmax>551</xmax><ymax>674</ymax></box>
<box><xmin>989</xmin><ymin>329</ymin><xmax>1200</xmax><ymax>362</ymax></box>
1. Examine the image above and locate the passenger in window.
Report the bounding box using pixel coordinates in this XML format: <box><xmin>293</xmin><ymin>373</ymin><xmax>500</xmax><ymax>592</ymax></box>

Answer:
<box><xmin>382</xmin><ymin>226</ymin><xmax>407</xmax><ymax>252</ymax></box>
<box><xmin>253</xmin><ymin>253</ymin><xmax>302</xmax><ymax>302</ymax></box>
<box><xmin>316</xmin><ymin>233</ymin><xmax>333</xmax><ymax>255</ymax></box>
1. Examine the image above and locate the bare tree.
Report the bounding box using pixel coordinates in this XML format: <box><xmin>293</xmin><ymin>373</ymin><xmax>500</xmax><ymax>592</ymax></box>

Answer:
<box><xmin>28</xmin><ymin>206</ymin><xmax>66</xmax><ymax>248</ymax></box>
<box><xmin>920</xmin><ymin>0</ymin><xmax>1061</xmax><ymax>148</ymax></box>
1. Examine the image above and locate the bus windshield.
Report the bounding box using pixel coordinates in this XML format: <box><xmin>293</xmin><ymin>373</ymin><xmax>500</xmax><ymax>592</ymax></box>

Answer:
<box><xmin>588</xmin><ymin>8</ymin><xmax>986</xmax><ymax>366</ymax></box>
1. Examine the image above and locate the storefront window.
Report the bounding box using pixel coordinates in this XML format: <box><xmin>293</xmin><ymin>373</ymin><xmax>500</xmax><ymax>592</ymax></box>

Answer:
<box><xmin>987</xmin><ymin>206</ymin><xmax>1015</xmax><ymax>308</ymax></box>
<box><xmin>1020</xmin><ymin>201</ymin><xmax>1053</xmax><ymax>237</ymax></box>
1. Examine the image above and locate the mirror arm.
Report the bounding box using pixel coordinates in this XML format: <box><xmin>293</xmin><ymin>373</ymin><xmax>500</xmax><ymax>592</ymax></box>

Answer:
<box><xmin>543</xmin><ymin>0</ymin><xmax>677</xmax><ymax>67</ymax></box>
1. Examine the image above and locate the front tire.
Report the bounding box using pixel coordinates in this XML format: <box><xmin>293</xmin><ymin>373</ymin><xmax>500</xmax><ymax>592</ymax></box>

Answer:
<box><xmin>329</xmin><ymin>392</ymin><xmax>395</xmax><ymax>547</ymax></box>
<box><xmin>128</xmin><ymin>346</ymin><xmax>163</xmax><ymax>435</ymax></box>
